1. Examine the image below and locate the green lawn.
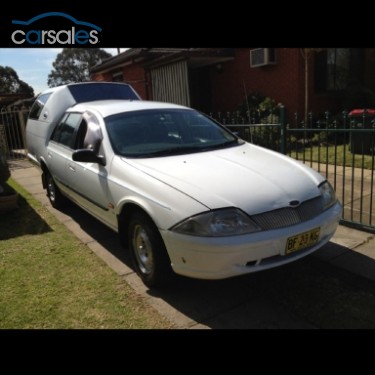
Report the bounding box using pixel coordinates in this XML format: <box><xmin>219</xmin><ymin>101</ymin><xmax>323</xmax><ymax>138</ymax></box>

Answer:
<box><xmin>288</xmin><ymin>144</ymin><xmax>374</xmax><ymax>170</ymax></box>
<box><xmin>0</xmin><ymin>179</ymin><xmax>173</xmax><ymax>329</ymax></box>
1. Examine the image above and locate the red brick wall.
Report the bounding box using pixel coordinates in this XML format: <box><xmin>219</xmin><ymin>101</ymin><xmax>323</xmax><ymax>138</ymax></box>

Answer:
<box><xmin>209</xmin><ymin>48</ymin><xmax>305</xmax><ymax>119</ymax></box>
<box><xmin>122</xmin><ymin>64</ymin><xmax>148</xmax><ymax>99</ymax></box>
<box><xmin>91</xmin><ymin>65</ymin><xmax>148</xmax><ymax>99</ymax></box>
<box><xmin>91</xmin><ymin>72</ymin><xmax>112</xmax><ymax>81</ymax></box>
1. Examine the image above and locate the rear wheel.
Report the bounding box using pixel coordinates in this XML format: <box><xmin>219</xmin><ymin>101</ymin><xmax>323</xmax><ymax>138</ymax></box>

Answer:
<box><xmin>45</xmin><ymin>171</ymin><xmax>65</xmax><ymax>209</ymax></box>
<box><xmin>128</xmin><ymin>211</ymin><xmax>173</xmax><ymax>288</ymax></box>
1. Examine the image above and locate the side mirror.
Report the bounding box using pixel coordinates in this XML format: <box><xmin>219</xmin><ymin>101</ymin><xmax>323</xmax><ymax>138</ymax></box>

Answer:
<box><xmin>72</xmin><ymin>149</ymin><xmax>106</xmax><ymax>166</ymax></box>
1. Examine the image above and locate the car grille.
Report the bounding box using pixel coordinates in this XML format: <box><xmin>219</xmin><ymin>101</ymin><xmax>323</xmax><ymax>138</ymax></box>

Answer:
<box><xmin>251</xmin><ymin>196</ymin><xmax>323</xmax><ymax>231</ymax></box>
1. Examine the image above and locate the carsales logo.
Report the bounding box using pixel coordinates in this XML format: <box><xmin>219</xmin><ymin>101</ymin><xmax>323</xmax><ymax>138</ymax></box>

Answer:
<box><xmin>11</xmin><ymin>12</ymin><xmax>101</xmax><ymax>45</ymax></box>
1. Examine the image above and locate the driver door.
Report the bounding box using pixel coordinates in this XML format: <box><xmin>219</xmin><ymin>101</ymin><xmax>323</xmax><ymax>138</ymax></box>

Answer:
<box><xmin>67</xmin><ymin>112</ymin><xmax>116</xmax><ymax>230</ymax></box>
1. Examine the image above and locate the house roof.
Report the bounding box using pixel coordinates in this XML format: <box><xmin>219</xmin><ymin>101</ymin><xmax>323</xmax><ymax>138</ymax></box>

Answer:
<box><xmin>91</xmin><ymin>48</ymin><xmax>235</xmax><ymax>74</ymax></box>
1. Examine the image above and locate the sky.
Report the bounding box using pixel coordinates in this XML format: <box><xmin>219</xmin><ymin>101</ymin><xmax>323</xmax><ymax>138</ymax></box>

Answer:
<box><xmin>0</xmin><ymin>48</ymin><xmax>127</xmax><ymax>96</ymax></box>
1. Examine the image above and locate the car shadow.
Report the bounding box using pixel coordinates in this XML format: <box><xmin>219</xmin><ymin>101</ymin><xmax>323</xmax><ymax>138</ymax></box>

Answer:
<box><xmin>58</xmin><ymin>202</ymin><xmax>131</xmax><ymax>265</ymax></box>
<box><xmin>0</xmin><ymin>193</ymin><xmax>52</xmax><ymax>240</ymax></box>
<box><xmin>58</xmin><ymin>202</ymin><xmax>375</xmax><ymax>329</ymax></box>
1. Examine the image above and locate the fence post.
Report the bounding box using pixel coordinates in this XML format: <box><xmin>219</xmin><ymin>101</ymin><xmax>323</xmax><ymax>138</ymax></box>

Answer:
<box><xmin>279</xmin><ymin>105</ymin><xmax>286</xmax><ymax>154</ymax></box>
<box><xmin>18</xmin><ymin>108</ymin><xmax>27</xmax><ymax>150</ymax></box>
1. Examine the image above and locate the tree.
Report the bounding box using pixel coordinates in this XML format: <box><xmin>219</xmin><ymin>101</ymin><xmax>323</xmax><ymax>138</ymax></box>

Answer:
<box><xmin>47</xmin><ymin>48</ymin><xmax>112</xmax><ymax>87</ymax></box>
<box><xmin>0</xmin><ymin>66</ymin><xmax>34</xmax><ymax>98</ymax></box>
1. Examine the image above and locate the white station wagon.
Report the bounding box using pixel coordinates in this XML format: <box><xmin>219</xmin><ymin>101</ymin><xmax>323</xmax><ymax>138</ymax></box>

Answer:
<box><xmin>26</xmin><ymin>83</ymin><xmax>342</xmax><ymax>287</ymax></box>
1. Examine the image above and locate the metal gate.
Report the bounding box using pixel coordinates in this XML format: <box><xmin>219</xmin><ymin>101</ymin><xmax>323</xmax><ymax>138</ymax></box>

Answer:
<box><xmin>0</xmin><ymin>107</ymin><xmax>29</xmax><ymax>160</ymax></box>
<box><xmin>211</xmin><ymin>108</ymin><xmax>375</xmax><ymax>233</ymax></box>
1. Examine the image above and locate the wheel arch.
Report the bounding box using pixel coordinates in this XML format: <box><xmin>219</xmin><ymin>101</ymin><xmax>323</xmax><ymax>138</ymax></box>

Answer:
<box><xmin>119</xmin><ymin>201</ymin><xmax>174</xmax><ymax>287</ymax></box>
<box><xmin>117</xmin><ymin>202</ymin><xmax>155</xmax><ymax>248</ymax></box>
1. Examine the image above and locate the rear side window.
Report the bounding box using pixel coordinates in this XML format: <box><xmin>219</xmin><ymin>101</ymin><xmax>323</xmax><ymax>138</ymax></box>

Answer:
<box><xmin>50</xmin><ymin>113</ymin><xmax>82</xmax><ymax>149</ymax></box>
<box><xmin>28</xmin><ymin>93</ymin><xmax>52</xmax><ymax>120</ymax></box>
<box><xmin>68</xmin><ymin>83</ymin><xmax>140</xmax><ymax>102</ymax></box>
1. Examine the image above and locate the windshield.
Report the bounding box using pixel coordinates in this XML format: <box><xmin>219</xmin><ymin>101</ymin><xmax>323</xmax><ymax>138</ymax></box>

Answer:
<box><xmin>105</xmin><ymin>108</ymin><xmax>240</xmax><ymax>157</ymax></box>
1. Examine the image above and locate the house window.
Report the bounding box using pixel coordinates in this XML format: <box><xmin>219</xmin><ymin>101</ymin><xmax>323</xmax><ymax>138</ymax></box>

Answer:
<box><xmin>315</xmin><ymin>48</ymin><xmax>351</xmax><ymax>92</ymax></box>
<box><xmin>112</xmin><ymin>71</ymin><xmax>123</xmax><ymax>82</ymax></box>
<box><xmin>327</xmin><ymin>48</ymin><xmax>350</xmax><ymax>90</ymax></box>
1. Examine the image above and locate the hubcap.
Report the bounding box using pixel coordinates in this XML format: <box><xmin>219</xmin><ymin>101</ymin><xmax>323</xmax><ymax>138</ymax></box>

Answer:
<box><xmin>132</xmin><ymin>224</ymin><xmax>154</xmax><ymax>275</ymax></box>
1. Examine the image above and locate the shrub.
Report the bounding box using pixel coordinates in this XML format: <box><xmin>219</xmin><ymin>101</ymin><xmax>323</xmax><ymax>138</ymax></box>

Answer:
<box><xmin>237</xmin><ymin>92</ymin><xmax>280</xmax><ymax>124</ymax></box>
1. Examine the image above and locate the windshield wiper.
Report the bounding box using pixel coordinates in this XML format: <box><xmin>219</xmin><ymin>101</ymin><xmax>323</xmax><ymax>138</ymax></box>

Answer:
<box><xmin>127</xmin><ymin>141</ymin><xmax>241</xmax><ymax>158</ymax></box>
<box><xmin>213</xmin><ymin>139</ymin><xmax>242</xmax><ymax>149</ymax></box>
<box><xmin>141</xmin><ymin>146</ymin><xmax>204</xmax><ymax>157</ymax></box>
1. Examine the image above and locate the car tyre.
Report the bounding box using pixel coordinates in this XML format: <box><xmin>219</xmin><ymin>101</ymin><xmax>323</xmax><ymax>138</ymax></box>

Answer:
<box><xmin>128</xmin><ymin>211</ymin><xmax>173</xmax><ymax>288</ymax></box>
<box><xmin>45</xmin><ymin>171</ymin><xmax>66</xmax><ymax>209</ymax></box>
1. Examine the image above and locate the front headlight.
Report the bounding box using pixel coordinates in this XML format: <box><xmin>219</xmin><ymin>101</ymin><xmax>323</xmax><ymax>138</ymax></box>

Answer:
<box><xmin>171</xmin><ymin>208</ymin><xmax>261</xmax><ymax>237</ymax></box>
<box><xmin>319</xmin><ymin>181</ymin><xmax>336</xmax><ymax>210</ymax></box>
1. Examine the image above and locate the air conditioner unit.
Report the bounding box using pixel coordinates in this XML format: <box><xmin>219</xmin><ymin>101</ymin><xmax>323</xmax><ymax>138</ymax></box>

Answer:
<box><xmin>250</xmin><ymin>48</ymin><xmax>276</xmax><ymax>68</ymax></box>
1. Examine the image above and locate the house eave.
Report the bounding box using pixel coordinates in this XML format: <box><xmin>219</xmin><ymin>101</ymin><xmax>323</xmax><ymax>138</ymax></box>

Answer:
<box><xmin>90</xmin><ymin>48</ymin><xmax>235</xmax><ymax>75</ymax></box>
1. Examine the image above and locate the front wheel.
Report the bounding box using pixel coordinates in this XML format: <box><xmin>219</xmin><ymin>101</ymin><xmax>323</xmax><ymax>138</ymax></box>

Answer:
<box><xmin>45</xmin><ymin>171</ymin><xmax>66</xmax><ymax>209</ymax></box>
<box><xmin>128</xmin><ymin>211</ymin><xmax>173</xmax><ymax>288</ymax></box>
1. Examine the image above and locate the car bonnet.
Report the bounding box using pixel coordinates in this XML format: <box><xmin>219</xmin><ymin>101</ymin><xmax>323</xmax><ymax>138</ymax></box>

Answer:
<box><xmin>122</xmin><ymin>143</ymin><xmax>324</xmax><ymax>215</ymax></box>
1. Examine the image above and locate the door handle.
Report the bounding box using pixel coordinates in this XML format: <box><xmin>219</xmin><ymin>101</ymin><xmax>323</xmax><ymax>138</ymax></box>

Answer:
<box><xmin>68</xmin><ymin>164</ymin><xmax>76</xmax><ymax>172</ymax></box>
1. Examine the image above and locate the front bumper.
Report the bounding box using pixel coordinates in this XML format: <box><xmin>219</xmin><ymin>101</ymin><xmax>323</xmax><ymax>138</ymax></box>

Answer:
<box><xmin>161</xmin><ymin>201</ymin><xmax>342</xmax><ymax>280</ymax></box>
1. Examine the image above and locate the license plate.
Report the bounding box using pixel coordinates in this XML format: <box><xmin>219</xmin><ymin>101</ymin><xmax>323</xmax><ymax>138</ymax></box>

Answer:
<box><xmin>285</xmin><ymin>228</ymin><xmax>320</xmax><ymax>255</ymax></box>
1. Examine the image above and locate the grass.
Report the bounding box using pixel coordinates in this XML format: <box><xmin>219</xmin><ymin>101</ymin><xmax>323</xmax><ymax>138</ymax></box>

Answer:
<box><xmin>288</xmin><ymin>144</ymin><xmax>374</xmax><ymax>170</ymax></box>
<box><xmin>0</xmin><ymin>179</ymin><xmax>173</xmax><ymax>329</ymax></box>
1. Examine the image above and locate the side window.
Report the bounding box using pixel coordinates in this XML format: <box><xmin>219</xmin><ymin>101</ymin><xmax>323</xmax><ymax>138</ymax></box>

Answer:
<box><xmin>50</xmin><ymin>113</ymin><xmax>82</xmax><ymax>149</ymax></box>
<box><xmin>50</xmin><ymin>113</ymin><xmax>68</xmax><ymax>143</ymax></box>
<box><xmin>28</xmin><ymin>93</ymin><xmax>52</xmax><ymax>120</ymax></box>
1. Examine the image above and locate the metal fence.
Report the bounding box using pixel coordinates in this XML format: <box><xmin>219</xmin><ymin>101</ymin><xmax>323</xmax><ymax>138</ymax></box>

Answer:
<box><xmin>0</xmin><ymin>107</ymin><xmax>29</xmax><ymax>160</ymax></box>
<box><xmin>287</xmin><ymin>111</ymin><xmax>375</xmax><ymax>233</ymax></box>
<box><xmin>209</xmin><ymin>108</ymin><xmax>286</xmax><ymax>153</ymax></box>
<box><xmin>211</xmin><ymin>108</ymin><xmax>375</xmax><ymax>233</ymax></box>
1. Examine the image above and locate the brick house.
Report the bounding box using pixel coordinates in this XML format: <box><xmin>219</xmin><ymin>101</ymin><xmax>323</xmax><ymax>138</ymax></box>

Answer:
<box><xmin>91</xmin><ymin>48</ymin><xmax>375</xmax><ymax>120</ymax></box>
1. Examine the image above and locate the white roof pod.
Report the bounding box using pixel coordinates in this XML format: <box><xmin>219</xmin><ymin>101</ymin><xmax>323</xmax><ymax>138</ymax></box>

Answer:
<box><xmin>26</xmin><ymin>82</ymin><xmax>140</xmax><ymax>166</ymax></box>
